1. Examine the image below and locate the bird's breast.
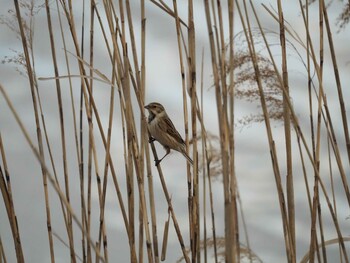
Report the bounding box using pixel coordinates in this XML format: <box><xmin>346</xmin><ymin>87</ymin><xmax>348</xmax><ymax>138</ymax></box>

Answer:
<box><xmin>147</xmin><ymin>116</ymin><xmax>171</xmax><ymax>147</ymax></box>
<box><xmin>148</xmin><ymin>117</ymin><xmax>159</xmax><ymax>137</ymax></box>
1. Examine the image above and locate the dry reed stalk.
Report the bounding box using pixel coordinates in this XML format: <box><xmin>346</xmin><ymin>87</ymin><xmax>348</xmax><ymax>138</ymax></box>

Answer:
<box><xmin>123</xmin><ymin>1</ymin><xmax>157</xmax><ymax>261</ymax></box>
<box><xmin>35</xmin><ymin>65</ymin><xmax>68</xmax><ymax>262</ymax></box>
<box><xmin>149</xmin><ymin>0</ymin><xmax>188</xmax><ymax>28</ymax></box>
<box><xmin>304</xmin><ymin>1</ymin><xmax>316</xmax><ymax>224</ymax></box>
<box><xmin>261</xmin><ymin>5</ymin><xmax>305</xmax><ymax>49</ymax></box>
<box><xmin>296</xmin><ymin>133</ymin><xmax>313</xmax><ymax>213</ymax></box>
<box><xmin>101</xmin><ymin>2</ymin><xmax>137</xmax><ymax>262</ymax></box>
<box><xmin>85</xmin><ymin>1</ymin><xmax>96</xmax><ymax>261</ymax></box>
<box><xmin>88</xmin><ymin>130</ymin><xmax>103</xmax><ymax>263</ymax></box>
<box><xmin>139</xmin><ymin>0</ymin><xmax>147</xmax><ymax>261</ymax></box>
<box><xmin>253</xmin><ymin>2</ymin><xmax>350</xmax><ymax>262</ymax></box>
<box><xmin>110</xmin><ymin>1</ymin><xmax>156</xmax><ymax>262</ymax></box>
<box><xmin>125</xmin><ymin>0</ymin><xmax>141</xmax><ymax>90</ymax></box>
<box><xmin>45</xmin><ymin>1</ymin><xmax>78</xmax><ymax>261</ymax></box>
<box><xmin>12</xmin><ymin>1</ymin><xmax>54</xmax><ymax>262</ymax></box>
<box><xmin>4</xmin><ymin>0</ymin><xmax>350</xmax><ymax>262</ymax></box>
<box><xmin>199</xmin><ymin>49</ymin><xmax>208</xmax><ymax>263</ymax></box>
<box><xmin>143</xmin><ymin>125</ymin><xmax>161</xmax><ymax>261</ymax></box>
<box><xmin>51</xmin><ymin>231</ymin><xmax>85</xmax><ymax>262</ymax></box>
<box><xmin>218</xmin><ymin>0</ymin><xmax>236</xmax><ymax>257</ymax></box>
<box><xmin>187</xmin><ymin>0</ymin><xmax>200</xmax><ymax>262</ymax></box>
<box><xmin>276</xmin><ymin>2</ymin><xmax>296</xmax><ymax>262</ymax></box>
<box><xmin>308</xmin><ymin>1</ymin><xmax>324</xmax><ymax>261</ymax></box>
<box><xmin>57</xmin><ymin>1</ymin><xmax>138</xmax><ymax>261</ymax></box>
<box><xmin>160</xmin><ymin>212</ymin><xmax>170</xmax><ymax>261</ymax></box>
<box><xmin>88</xmin><ymin>16</ymin><xmax>134</xmax><ymax>252</ymax></box>
<box><xmin>237</xmin><ymin>192</ymin><xmax>254</xmax><ymax>263</ymax></box>
<box><xmin>202</xmin><ymin>0</ymin><xmax>221</xmax><ymax>260</ymax></box>
<box><xmin>325</xmin><ymin>119</ymin><xmax>342</xmax><ymax>260</ymax></box>
<box><xmin>0</xmin><ymin>136</ymin><xmax>10</xmax><ymax>199</ymax></box>
<box><xmin>298</xmin><ymin>0</ymin><xmax>350</xmax><ymax>207</ymax></box>
<box><xmin>113</xmin><ymin>3</ymin><xmax>137</xmax><ymax>260</ymax></box>
<box><xmin>139</xmin><ymin>0</ymin><xmax>160</xmax><ymax>261</ymax></box>
<box><xmin>54</xmin><ymin>0</ymin><xmax>81</xmax><ymax>185</ymax></box>
<box><xmin>144</xmin><ymin>138</ymin><xmax>160</xmax><ymax>263</ymax></box>
<box><xmin>148</xmin><ymin>139</ymin><xmax>190</xmax><ymax>263</ymax></box>
<box><xmin>96</xmin><ymin>19</ymin><xmax>135</xmax><ymax>261</ymax></box>
<box><xmin>300</xmin><ymin>237</ymin><xmax>350</xmax><ymax>263</ymax></box>
<box><xmin>239</xmin><ymin>1</ymin><xmax>294</xmax><ymax>261</ymax></box>
<box><xmin>313</xmin><ymin>2</ymin><xmax>328</xmax><ymax>262</ymax></box>
<box><xmin>0</xmin><ymin>134</ymin><xmax>24</xmax><ymax>262</ymax></box>
<box><xmin>129</xmin><ymin>23</ymin><xmax>153</xmax><ymax>263</ymax></box>
<box><xmin>199</xmin><ymin>115</ymin><xmax>219</xmax><ymax>263</ymax></box>
<box><xmin>263</xmin><ymin>1</ymin><xmax>350</xmax><ymax>210</ymax></box>
<box><xmin>0</xmin><ymin>236</ymin><xmax>7</xmax><ymax>263</ymax></box>
<box><xmin>127</xmin><ymin>105</ymin><xmax>155</xmax><ymax>263</ymax></box>
<box><xmin>209</xmin><ymin>0</ymin><xmax>220</xmax><ymax>62</ymax></box>
<box><xmin>296</xmin><ymin>1</ymin><xmax>349</xmax><ymax>261</ymax></box>
<box><xmin>80</xmin><ymin>1</ymin><xmax>98</xmax><ymax>260</ymax></box>
<box><xmin>76</xmin><ymin>1</ymin><xmax>89</xmax><ymax>261</ymax></box>
<box><xmin>304</xmin><ymin>0</ymin><xmax>316</xmax><ymax>170</ymax></box>
<box><xmin>96</xmin><ymin>59</ymin><xmax>117</xmax><ymax>263</ymax></box>
<box><xmin>302</xmin><ymin>10</ymin><xmax>322</xmax><ymax>259</ymax></box>
<box><xmin>34</xmin><ymin>94</ymin><xmax>74</xmax><ymax>261</ymax></box>
<box><xmin>191</xmin><ymin>50</ymin><xmax>219</xmax><ymax>263</ymax></box>
<box><xmin>321</xmin><ymin>0</ymin><xmax>350</xmax><ymax>166</ymax></box>
<box><xmin>204</xmin><ymin>0</ymin><xmax>238</xmax><ymax>261</ymax></box>
<box><xmin>168</xmin><ymin>1</ymin><xmax>197</xmax><ymax>262</ymax></box>
<box><xmin>228</xmin><ymin>0</ymin><xmax>240</xmax><ymax>261</ymax></box>
<box><xmin>0</xmin><ymin>83</ymin><xmax>106</xmax><ymax>262</ymax></box>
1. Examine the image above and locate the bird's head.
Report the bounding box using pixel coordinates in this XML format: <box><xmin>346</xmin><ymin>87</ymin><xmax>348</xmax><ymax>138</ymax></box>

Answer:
<box><xmin>144</xmin><ymin>102</ymin><xmax>165</xmax><ymax>117</ymax></box>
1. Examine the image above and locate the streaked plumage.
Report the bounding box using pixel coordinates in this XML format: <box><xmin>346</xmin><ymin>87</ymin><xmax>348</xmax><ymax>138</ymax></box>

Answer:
<box><xmin>145</xmin><ymin>102</ymin><xmax>193</xmax><ymax>165</ymax></box>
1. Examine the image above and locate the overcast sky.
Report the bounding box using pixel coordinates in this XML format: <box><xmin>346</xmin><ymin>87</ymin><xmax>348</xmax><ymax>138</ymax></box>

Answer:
<box><xmin>1</xmin><ymin>1</ymin><xmax>350</xmax><ymax>263</ymax></box>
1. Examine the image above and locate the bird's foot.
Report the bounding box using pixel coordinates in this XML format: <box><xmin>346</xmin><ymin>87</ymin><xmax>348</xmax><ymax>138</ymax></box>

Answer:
<box><xmin>154</xmin><ymin>159</ymin><xmax>161</xmax><ymax>166</ymax></box>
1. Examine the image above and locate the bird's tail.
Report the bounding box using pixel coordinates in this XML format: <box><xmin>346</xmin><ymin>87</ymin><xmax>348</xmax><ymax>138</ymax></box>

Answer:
<box><xmin>181</xmin><ymin>150</ymin><xmax>193</xmax><ymax>165</ymax></box>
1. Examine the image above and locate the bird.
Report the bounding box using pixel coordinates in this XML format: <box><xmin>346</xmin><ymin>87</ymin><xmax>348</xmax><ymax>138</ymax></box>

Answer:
<box><xmin>144</xmin><ymin>102</ymin><xmax>193</xmax><ymax>166</ymax></box>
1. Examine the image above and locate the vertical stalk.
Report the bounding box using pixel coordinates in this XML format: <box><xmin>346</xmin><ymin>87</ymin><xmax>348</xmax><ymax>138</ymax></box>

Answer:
<box><xmin>322</xmin><ymin>0</ymin><xmax>350</xmax><ymax>166</ymax></box>
<box><xmin>199</xmin><ymin>49</ymin><xmax>208</xmax><ymax>263</ymax></box>
<box><xmin>117</xmin><ymin>0</ymin><xmax>135</xmax><ymax>254</ymax></box>
<box><xmin>215</xmin><ymin>1</ymin><xmax>235</xmax><ymax>258</ymax></box>
<box><xmin>59</xmin><ymin>1</ymin><xmax>137</xmax><ymax>261</ymax></box>
<box><xmin>0</xmin><ymin>84</ymin><xmax>106</xmax><ymax>262</ymax></box>
<box><xmin>316</xmin><ymin>2</ymin><xmax>327</xmax><ymax>262</ymax></box>
<box><xmin>187</xmin><ymin>0</ymin><xmax>199</xmax><ymax>262</ymax></box>
<box><xmin>86</xmin><ymin>0</ymin><xmax>96</xmax><ymax>261</ymax></box>
<box><xmin>139</xmin><ymin>1</ymin><xmax>160</xmax><ymax>262</ymax></box>
<box><xmin>170</xmin><ymin>0</ymin><xmax>193</xmax><ymax>261</ymax></box>
<box><xmin>276</xmin><ymin>2</ymin><xmax>295</xmax><ymax>262</ymax></box>
<box><xmin>45</xmin><ymin>0</ymin><xmax>76</xmax><ymax>261</ymax></box>
<box><xmin>13</xmin><ymin>1</ymin><xmax>52</xmax><ymax>262</ymax></box>
<box><xmin>148</xmin><ymin>140</ymin><xmax>190</xmax><ymax>263</ymax></box>
<box><xmin>254</xmin><ymin>2</ymin><xmax>349</xmax><ymax>262</ymax></box>
<box><xmin>0</xmin><ymin>236</ymin><xmax>7</xmax><ymax>262</ymax></box>
<box><xmin>228</xmin><ymin>0</ymin><xmax>239</xmax><ymax>261</ymax></box>
<box><xmin>240</xmin><ymin>1</ymin><xmax>293</xmax><ymax>262</ymax></box>
<box><xmin>297</xmin><ymin>0</ymin><xmax>350</xmax><ymax>207</ymax></box>
<box><xmin>203</xmin><ymin>0</ymin><xmax>235</xmax><ymax>261</ymax></box>
<box><xmin>0</xmin><ymin>134</ymin><xmax>24</xmax><ymax>263</ymax></box>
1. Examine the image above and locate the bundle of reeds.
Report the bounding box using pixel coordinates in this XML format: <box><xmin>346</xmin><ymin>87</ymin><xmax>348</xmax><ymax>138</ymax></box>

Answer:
<box><xmin>1</xmin><ymin>0</ymin><xmax>350</xmax><ymax>262</ymax></box>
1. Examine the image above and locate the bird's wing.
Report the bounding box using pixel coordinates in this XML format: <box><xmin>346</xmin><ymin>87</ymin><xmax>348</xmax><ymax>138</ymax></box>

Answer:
<box><xmin>159</xmin><ymin>116</ymin><xmax>185</xmax><ymax>144</ymax></box>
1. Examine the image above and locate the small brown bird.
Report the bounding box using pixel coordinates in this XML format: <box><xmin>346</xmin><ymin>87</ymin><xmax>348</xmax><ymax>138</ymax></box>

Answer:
<box><xmin>144</xmin><ymin>102</ymin><xmax>193</xmax><ymax>166</ymax></box>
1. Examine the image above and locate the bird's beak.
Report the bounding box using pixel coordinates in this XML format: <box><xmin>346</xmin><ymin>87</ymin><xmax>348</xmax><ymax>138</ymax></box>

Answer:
<box><xmin>144</xmin><ymin>104</ymin><xmax>149</xmax><ymax>109</ymax></box>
